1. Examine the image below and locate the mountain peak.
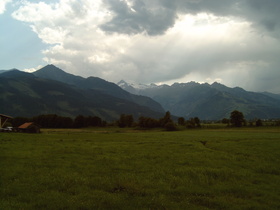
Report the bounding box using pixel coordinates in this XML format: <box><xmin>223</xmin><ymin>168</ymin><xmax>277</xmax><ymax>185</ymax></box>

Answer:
<box><xmin>36</xmin><ymin>64</ymin><xmax>64</xmax><ymax>73</ymax></box>
<box><xmin>47</xmin><ymin>64</ymin><xmax>56</xmax><ymax>67</ymax></box>
<box><xmin>117</xmin><ymin>80</ymin><xmax>130</xmax><ymax>88</ymax></box>
<box><xmin>171</xmin><ymin>81</ymin><xmax>201</xmax><ymax>88</ymax></box>
<box><xmin>33</xmin><ymin>65</ymin><xmax>84</xmax><ymax>84</ymax></box>
<box><xmin>211</xmin><ymin>82</ymin><xmax>225</xmax><ymax>87</ymax></box>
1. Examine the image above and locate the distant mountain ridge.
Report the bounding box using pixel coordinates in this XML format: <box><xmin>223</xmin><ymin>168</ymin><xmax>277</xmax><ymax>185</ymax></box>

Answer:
<box><xmin>0</xmin><ymin>69</ymin><xmax>15</xmax><ymax>74</ymax></box>
<box><xmin>118</xmin><ymin>80</ymin><xmax>158</xmax><ymax>94</ymax></box>
<box><xmin>0</xmin><ymin>66</ymin><xmax>164</xmax><ymax>120</ymax></box>
<box><xmin>118</xmin><ymin>80</ymin><xmax>280</xmax><ymax>120</ymax></box>
<box><xmin>34</xmin><ymin>65</ymin><xmax>164</xmax><ymax>113</ymax></box>
<box><xmin>0</xmin><ymin>69</ymin><xmax>36</xmax><ymax>78</ymax></box>
<box><xmin>262</xmin><ymin>92</ymin><xmax>280</xmax><ymax>101</ymax></box>
<box><xmin>2</xmin><ymin>64</ymin><xmax>280</xmax><ymax>120</ymax></box>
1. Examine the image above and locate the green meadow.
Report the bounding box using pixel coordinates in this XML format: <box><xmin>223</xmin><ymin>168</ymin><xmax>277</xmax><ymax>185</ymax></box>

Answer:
<box><xmin>1</xmin><ymin>127</ymin><xmax>280</xmax><ymax>209</ymax></box>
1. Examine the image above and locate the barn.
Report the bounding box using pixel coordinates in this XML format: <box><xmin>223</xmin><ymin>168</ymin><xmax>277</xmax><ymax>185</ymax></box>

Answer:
<box><xmin>18</xmin><ymin>122</ymin><xmax>41</xmax><ymax>133</ymax></box>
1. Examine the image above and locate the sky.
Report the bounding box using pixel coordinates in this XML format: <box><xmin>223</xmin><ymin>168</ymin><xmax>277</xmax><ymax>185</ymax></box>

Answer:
<box><xmin>1</xmin><ymin>0</ymin><xmax>280</xmax><ymax>93</ymax></box>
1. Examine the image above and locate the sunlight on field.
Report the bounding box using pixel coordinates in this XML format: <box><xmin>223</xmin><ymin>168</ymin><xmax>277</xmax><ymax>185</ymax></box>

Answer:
<box><xmin>1</xmin><ymin>128</ymin><xmax>280</xmax><ymax>209</ymax></box>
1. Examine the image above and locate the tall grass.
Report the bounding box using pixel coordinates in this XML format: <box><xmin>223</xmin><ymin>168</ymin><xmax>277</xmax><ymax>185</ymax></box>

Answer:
<box><xmin>1</xmin><ymin>128</ymin><xmax>280</xmax><ymax>209</ymax></box>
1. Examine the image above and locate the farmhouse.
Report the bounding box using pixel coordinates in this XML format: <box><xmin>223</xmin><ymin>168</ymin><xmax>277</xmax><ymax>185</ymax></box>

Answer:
<box><xmin>18</xmin><ymin>122</ymin><xmax>41</xmax><ymax>133</ymax></box>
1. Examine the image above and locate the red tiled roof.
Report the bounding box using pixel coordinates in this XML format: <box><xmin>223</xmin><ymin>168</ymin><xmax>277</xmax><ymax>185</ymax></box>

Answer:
<box><xmin>18</xmin><ymin>122</ymin><xmax>34</xmax><ymax>129</ymax></box>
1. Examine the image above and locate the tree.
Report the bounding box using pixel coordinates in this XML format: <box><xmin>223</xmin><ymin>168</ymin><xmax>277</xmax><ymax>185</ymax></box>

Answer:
<box><xmin>186</xmin><ymin>117</ymin><xmax>201</xmax><ymax>128</ymax></box>
<box><xmin>12</xmin><ymin>117</ymin><xmax>29</xmax><ymax>127</ymax></box>
<box><xmin>32</xmin><ymin>114</ymin><xmax>74</xmax><ymax>128</ymax></box>
<box><xmin>118</xmin><ymin>114</ymin><xmax>134</xmax><ymax>127</ymax></box>
<box><xmin>256</xmin><ymin>119</ymin><xmax>263</xmax><ymax>127</ymax></box>
<box><xmin>230</xmin><ymin>110</ymin><xmax>245</xmax><ymax>127</ymax></box>
<box><xmin>193</xmin><ymin>117</ymin><xmax>201</xmax><ymax>128</ymax></box>
<box><xmin>159</xmin><ymin>111</ymin><xmax>172</xmax><ymax>127</ymax></box>
<box><xmin>138</xmin><ymin>116</ymin><xmax>159</xmax><ymax>128</ymax></box>
<box><xmin>222</xmin><ymin>118</ymin><xmax>230</xmax><ymax>125</ymax></box>
<box><xmin>86</xmin><ymin>116</ymin><xmax>102</xmax><ymax>127</ymax></box>
<box><xmin>74</xmin><ymin>115</ymin><xmax>86</xmax><ymax>128</ymax></box>
<box><xmin>178</xmin><ymin>117</ymin><xmax>185</xmax><ymax>126</ymax></box>
<box><xmin>164</xmin><ymin>121</ymin><xmax>177</xmax><ymax>131</ymax></box>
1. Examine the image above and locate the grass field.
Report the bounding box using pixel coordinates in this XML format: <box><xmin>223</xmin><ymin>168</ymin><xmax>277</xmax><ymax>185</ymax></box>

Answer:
<box><xmin>1</xmin><ymin>127</ymin><xmax>280</xmax><ymax>209</ymax></box>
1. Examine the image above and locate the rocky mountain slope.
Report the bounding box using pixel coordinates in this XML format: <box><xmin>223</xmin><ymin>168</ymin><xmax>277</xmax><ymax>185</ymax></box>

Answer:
<box><xmin>118</xmin><ymin>81</ymin><xmax>280</xmax><ymax>120</ymax></box>
<box><xmin>0</xmin><ymin>68</ymin><xmax>164</xmax><ymax>120</ymax></box>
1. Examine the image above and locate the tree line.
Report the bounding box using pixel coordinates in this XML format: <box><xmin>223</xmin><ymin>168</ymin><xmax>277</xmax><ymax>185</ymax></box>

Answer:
<box><xmin>11</xmin><ymin>114</ymin><xmax>106</xmax><ymax>129</ymax></box>
<box><xmin>10</xmin><ymin>110</ymin><xmax>279</xmax><ymax>129</ymax></box>
<box><xmin>11</xmin><ymin>112</ymin><xmax>178</xmax><ymax>130</ymax></box>
<box><xmin>117</xmin><ymin>111</ymin><xmax>177</xmax><ymax>131</ymax></box>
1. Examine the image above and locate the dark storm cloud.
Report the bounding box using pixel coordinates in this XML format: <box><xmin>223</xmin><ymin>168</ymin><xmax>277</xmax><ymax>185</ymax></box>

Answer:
<box><xmin>101</xmin><ymin>0</ymin><xmax>177</xmax><ymax>35</ymax></box>
<box><xmin>245</xmin><ymin>0</ymin><xmax>280</xmax><ymax>33</ymax></box>
<box><xmin>101</xmin><ymin>0</ymin><xmax>280</xmax><ymax>37</ymax></box>
<box><xmin>176</xmin><ymin>0</ymin><xmax>239</xmax><ymax>15</ymax></box>
<box><xmin>101</xmin><ymin>0</ymin><xmax>239</xmax><ymax>35</ymax></box>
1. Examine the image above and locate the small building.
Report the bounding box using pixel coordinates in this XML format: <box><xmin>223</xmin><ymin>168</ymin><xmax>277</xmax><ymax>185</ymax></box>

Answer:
<box><xmin>18</xmin><ymin>122</ymin><xmax>41</xmax><ymax>133</ymax></box>
<box><xmin>0</xmin><ymin>114</ymin><xmax>13</xmax><ymax>129</ymax></box>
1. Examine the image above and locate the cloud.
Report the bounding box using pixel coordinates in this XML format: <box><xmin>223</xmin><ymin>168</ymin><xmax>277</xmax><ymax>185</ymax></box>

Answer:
<box><xmin>100</xmin><ymin>0</ymin><xmax>240</xmax><ymax>36</ymax></box>
<box><xmin>245</xmin><ymin>0</ymin><xmax>280</xmax><ymax>31</ymax></box>
<box><xmin>101</xmin><ymin>0</ymin><xmax>177</xmax><ymax>35</ymax></box>
<box><xmin>101</xmin><ymin>0</ymin><xmax>280</xmax><ymax>38</ymax></box>
<box><xmin>0</xmin><ymin>0</ymin><xmax>12</xmax><ymax>14</ymax></box>
<box><xmin>10</xmin><ymin>0</ymin><xmax>280</xmax><ymax>93</ymax></box>
<box><xmin>23</xmin><ymin>65</ymin><xmax>44</xmax><ymax>73</ymax></box>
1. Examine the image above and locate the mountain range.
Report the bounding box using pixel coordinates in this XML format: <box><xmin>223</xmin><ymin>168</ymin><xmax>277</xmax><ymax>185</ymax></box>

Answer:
<box><xmin>1</xmin><ymin>64</ymin><xmax>280</xmax><ymax>121</ymax></box>
<box><xmin>0</xmin><ymin>65</ymin><xmax>164</xmax><ymax>120</ymax></box>
<box><xmin>118</xmin><ymin>80</ymin><xmax>280</xmax><ymax>120</ymax></box>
